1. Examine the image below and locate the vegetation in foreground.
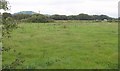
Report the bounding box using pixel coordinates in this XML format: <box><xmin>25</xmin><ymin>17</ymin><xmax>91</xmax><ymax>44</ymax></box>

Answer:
<box><xmin>3</xmin><ymin>20</ymin><xmax>118</xmax><ymax>69</ymax></box>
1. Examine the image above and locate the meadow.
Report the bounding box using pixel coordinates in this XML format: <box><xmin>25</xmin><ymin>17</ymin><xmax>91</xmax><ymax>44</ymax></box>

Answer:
<box><xmin>2</xmin><ymin>20</ymin><xmax>118</xmax><ymax>69</ymax></box>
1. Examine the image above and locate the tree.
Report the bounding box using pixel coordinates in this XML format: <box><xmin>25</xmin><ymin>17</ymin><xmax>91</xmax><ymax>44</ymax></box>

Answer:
<box><xmin>26</xmin><ymin>14</ymin><xmax>53</xmax><ymax>23</ymax></box>
<box><xmin>76</xmin><ymin>13</ymin><xmax>93</xmax><ymax>20</ymax></box>
<box><xmin>67</xmin><ymin>15</ymin><xmax>76</xmax><ymax>20</ymax></box>
<box><xmin>50</xmin><ymin>14</ymin><xmax>68</xmax><ymax>20</ymax></box>
<box><xmin>13</xmin><ymin>14</ymin><xmax>31</xmax><ymax>21</ymax></box>
<box><xmin>0</xmin><ymin>0</ymin><xmax>9</xmax><ymax>10</ymax></box>
<box><xmin>1</xmin><ymin>0</ymin><xmax>24</xmax><ymax>69</ymax></box>
<box><xmin>50</xmin><ymin>14</ymin><xmax>113</xmax><ymax>20</ymax></box>
<box><xmin>2</xmin><ymin>12</ymin><xmax>12</xmax><ymax>20</ymax></box>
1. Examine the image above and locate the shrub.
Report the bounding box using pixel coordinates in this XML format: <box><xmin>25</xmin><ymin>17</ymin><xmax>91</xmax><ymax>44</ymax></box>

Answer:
<box><xmin>25</xmin><ymin>14</ymin><xmax>53</xmax><ymax>23</ymax></box>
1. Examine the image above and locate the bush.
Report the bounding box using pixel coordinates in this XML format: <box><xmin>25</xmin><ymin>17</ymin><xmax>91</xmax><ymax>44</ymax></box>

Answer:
<box><xmin>24</xmin><ymin>14</ymin><xmax>53</xmax><ymax>23</ymax></box>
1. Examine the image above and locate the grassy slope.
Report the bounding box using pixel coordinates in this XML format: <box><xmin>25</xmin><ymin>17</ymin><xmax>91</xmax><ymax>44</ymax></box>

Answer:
<box><xmin>3</xmin><ymin>20</ymin><xmax>118</xmax><ymax>69</ymax></box>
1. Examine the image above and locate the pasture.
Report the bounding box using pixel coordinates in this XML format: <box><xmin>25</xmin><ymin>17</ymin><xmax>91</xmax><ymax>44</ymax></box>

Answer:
<box><xmin>2</xmin><ymin>20</ymin><xmax>118</xmax><ymax>69</ymax></box>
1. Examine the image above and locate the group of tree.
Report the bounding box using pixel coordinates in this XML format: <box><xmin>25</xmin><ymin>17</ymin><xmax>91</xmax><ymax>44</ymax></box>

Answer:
<box><xmin>50</xmin><ymin>14</ymin><xmax>114</xmax><ymax>20</ymax></box>
<box><xmin>2</xmin><ymin>13</ymin><xmax>53</xmax><ymax>23</ymax></box>
<box><xmin>2</xmin><ymin>12</ymin><xmax>116</xmax><ymax>23</ymax></box>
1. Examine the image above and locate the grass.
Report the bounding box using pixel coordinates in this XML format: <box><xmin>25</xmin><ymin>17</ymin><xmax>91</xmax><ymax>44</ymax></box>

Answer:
<box><xmin>2</xmin><ymin>20</ymin><xmax>118</xmax><ymax>69</ymax></box>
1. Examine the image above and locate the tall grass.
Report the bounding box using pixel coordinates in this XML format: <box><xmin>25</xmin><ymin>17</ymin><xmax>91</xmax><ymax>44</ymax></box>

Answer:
<box><xmin>3</xmin><ymin>20</ymin><xmax>118</xmax><ymax>69</ymax></box>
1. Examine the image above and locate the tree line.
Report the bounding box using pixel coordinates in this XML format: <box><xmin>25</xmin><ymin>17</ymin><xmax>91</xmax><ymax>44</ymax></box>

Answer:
<box><xmin>2</xmin><ymin>12</ymin><xmax>116</xmax><ymax>23</ymax></box>
<box><xmin>50</xmin><ymin>14</ymin><xmax>114</xmax><ymax>20</ymax></box>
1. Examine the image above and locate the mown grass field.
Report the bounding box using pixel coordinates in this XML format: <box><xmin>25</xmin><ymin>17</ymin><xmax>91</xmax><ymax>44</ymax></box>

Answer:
<box><xmin>3</xmin><ymin>20</ymin><xmax>118</xmax><ymax>69</ymax></box>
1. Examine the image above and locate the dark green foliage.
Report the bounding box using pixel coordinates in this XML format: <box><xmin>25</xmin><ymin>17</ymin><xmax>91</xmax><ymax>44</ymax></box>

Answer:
<box><xmin>75</xmin><ymin>13</ymin><xmax>93</xmax><ymax>20</ymax></box>
<box><xmin>25</xmin><ymin>14</ymin><xmax>53</xmax><ymax>23</ymax></box>
<box><xmin>50</xmin><ymin>13</ymin><xmax>113</xmax><ymax>20</ymax></box>
<box><xmin>1</xmin><ymin>2</ymin><xmax>24</xmax><ymax>69</ymax></box>
<box><xmin>50</xmin><ymin>14</ymin><xmax>68</xmax><ymax>20</ymax></box>
<box><xmin>11</xmin><ymin>12</ymin><xmax>114</xmax><ymax>23</ymax></box>
<box><xmin>2</xmin><ymin>14</ymin><xmax>24</xmax><ymax>69</ymax></box>
<box><xmin>67</xmin><ymin>15</ymin><xmax>77</xmax><ymax>20</ymax></box>
<box><xmin>2</xmin><ymin>12</ymin><xmax>12</xmax><ymax>20</ymax></box>
<box><xmin>12</xmin><ymin>13</ymin><xmax>54</xmax><ymax>23</ymax></box>
<box><xmin>93</xmin><ymin>15</ymin><xmax>112</xmax><ymax>20</ymax></box>
<box><xmin>2</xmin><ymin>17</ymin><xmax>17</xmax><ymax>37</ymax></box>
<box><xmin>13</xmin><ymin>14</ymin><xmax>31</xmax><ymax>21</ymax></box>
<box><xmin>0</xmin><ymin>0</ymin><xmax>9</xmax><ymax>10</ymax></box>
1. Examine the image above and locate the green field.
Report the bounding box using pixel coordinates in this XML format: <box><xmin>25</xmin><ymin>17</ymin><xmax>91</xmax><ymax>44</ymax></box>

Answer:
<box><xmin>3</xmin><ymin>20</ymin><xmax>118</xmax><ymax>69</ymax></box>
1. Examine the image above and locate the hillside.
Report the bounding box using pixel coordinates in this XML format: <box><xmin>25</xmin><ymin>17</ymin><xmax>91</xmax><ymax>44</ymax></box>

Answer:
<box><xmin>14</xmin><ymin>11</ymin><xmax>37</xmax><ymax>15</ymax></box>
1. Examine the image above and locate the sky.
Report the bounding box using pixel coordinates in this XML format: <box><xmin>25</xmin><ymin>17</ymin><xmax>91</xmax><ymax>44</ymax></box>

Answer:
<box><xmin>118</xmin><ymin>1</ymin><xmax>120</xmax><ymax>17</ymax></box>
<box><xmin>2</xmin><ymin>0</ymin><xmax>120</xmax><ymax>18</ymax></box>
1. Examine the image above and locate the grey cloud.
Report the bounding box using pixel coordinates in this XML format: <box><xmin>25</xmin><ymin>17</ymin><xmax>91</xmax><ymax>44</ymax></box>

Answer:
<box><xmin>7</xmin><ymin>0</ymin><xmax>118</xmax><ymax>18</ymax></box>
<box><xmin>118</xmin><ymin>1</ymin><xmax>120</xmax><ymax>17</ymax></box>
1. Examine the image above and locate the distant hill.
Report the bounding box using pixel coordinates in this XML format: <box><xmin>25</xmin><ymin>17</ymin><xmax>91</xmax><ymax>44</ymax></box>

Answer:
<box><xmin>14</xmin><ymin>11</ymin><xmax>37</xmax><ymax>15</ymax></box>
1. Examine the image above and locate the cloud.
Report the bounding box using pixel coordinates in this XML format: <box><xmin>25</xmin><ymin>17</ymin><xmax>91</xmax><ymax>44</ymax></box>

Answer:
<box><xmin>6</xmin><ymin>0</ymin><xmax>119</xmax><ymax>18</ymax></box>
<box><xmin>118</xmin><ymin>1</ymin><xmax>120</xmax><ymax>17</ymax></box>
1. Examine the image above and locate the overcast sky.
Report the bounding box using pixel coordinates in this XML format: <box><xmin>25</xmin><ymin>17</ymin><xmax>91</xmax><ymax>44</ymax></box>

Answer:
<box><xmin>4</xmin><ymin>0</ymin><xmax>119</xmax><ymax>18</ymax></box>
